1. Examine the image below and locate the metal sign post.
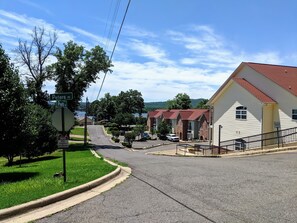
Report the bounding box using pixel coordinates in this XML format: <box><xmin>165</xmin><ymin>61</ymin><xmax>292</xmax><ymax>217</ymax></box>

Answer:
<box><xmin>50</xmin><ymin>92</ymin><xmax>74</xmax><ymax>182</ymax></box>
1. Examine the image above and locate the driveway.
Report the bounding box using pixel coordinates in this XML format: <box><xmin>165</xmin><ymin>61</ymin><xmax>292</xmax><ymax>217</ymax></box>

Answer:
<box><xmin>37</xmin><ymin>125</ymin><xmax>297</xmax><ymax>223</ymax></box>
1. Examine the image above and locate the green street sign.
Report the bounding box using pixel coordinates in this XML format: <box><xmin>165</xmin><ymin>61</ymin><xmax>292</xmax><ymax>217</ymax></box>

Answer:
<box><xmin>50</xmin><ymin>92</ymin><xmax>73</xmax><ymax>101</ymax></box>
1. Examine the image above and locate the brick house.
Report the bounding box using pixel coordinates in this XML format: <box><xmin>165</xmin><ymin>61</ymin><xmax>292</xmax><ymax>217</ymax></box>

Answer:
<box><xmin>147</xmin><ymin>109</ymin><xmax>209</xmax><ymax>141</ymax></box>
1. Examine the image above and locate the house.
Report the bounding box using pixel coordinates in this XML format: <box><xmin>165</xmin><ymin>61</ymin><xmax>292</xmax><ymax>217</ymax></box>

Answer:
<box><xmin>147</xmin><ymin>109</ymin><xmax>209</xmax><ymax>141</ymax></box>
<box><xmin>208</xmin><ymin>62</ymin><xmax>297</xmax><ymax>146</ymax></box>
<box><xmin>77</xmin><ymin>116</ymin><xmax>93</xmax><ymax>126</ymax></box>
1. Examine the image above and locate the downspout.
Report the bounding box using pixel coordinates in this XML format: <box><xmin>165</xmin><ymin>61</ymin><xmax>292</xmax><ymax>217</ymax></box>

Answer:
<box><xmin>261</xmin><ymin>104</ymin><xmax>264</xmax><ymax>150</ymax></box>
<box><xmin>209</xmin><ymin>106</ymin><xmax>213</xmax><ymax>148</ymax></box>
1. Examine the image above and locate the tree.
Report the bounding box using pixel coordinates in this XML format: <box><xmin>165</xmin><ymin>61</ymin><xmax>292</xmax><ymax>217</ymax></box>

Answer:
<box><xmin>167</xmin><ymin>93</ymin><xmax>191</xmax><ymax>109</ymax></box>
<box><xmin>196</xmin><ymin>99</ymin><xmax>209</xmax><ymax>109</ymax></box>
<box><xmin>23</xmin><ymin>104</ymin><xmax>58</xmax><ymax>159</ymax></box>
<box><xmin>124</xmin><ymin>132</ymin><xmax>136</xmax><ymax>148</ymax></box>
<box><xmin>133</xmin><ymin>124</ymin><xmax>146</xmax><ymax>140</ymax></box>
<box><xmin>113</xmin><ymin>113</ymin><xmax>135</xmax><ymax>127</ymax></box>
<box><xmin>0</xmin><ymin>45</ymin><xmax>29</xmax><ymax>165</ymax></box>
<box><xmin>48</xmin><ymin>41</ymin><xmax>112</xmax><ymax>112</ymax></box>
<box><xmin>15</xmin><ymin>26</ymin><xmax>57</xmax><ymax>108</ymax></box>
<box><xmin>116</xmin><ymin>89</ymin><xmax>144</xmax><ymax>115</ymax></box>
<box><xmin>157</xmin><ymin>121</ymin><xmax>170</xmax><ymax>138</ymax></box>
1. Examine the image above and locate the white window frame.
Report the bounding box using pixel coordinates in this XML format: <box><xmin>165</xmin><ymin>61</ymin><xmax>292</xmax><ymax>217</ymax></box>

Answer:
<box><xmin>236</xmin><ymin>106</ymin><xmax>247</xmax><ymax>120</ymax></box>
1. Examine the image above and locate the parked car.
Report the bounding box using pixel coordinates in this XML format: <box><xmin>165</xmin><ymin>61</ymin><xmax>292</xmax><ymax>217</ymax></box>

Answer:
<box><xmin>141</xmin><ymin>132</ymin><xmax>151</xmax><ymax>140</ymax></box>
<box><xmin>166</xmin><ymin>134</ymin><xmax>179</xmax><ymax>142</ymax></box>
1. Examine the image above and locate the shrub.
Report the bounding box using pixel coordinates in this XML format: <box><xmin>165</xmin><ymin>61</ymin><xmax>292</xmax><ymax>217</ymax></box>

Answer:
<box><xmin>121</xmin><ymin>142</ymin><xmax>132</xmax><ymax>148</ymax></box>
<box><xmin>112</xmin><ymin>137</ymin><xmax>120</xmax><ymax>143</ymax></box>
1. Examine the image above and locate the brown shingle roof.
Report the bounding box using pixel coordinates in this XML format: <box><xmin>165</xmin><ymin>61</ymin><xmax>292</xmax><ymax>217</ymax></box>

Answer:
<box><xmin>246</xmin><ymin>62</ymin><xmax>297</xmax><ymax>97</ymax></box>
<box><xmin>233</xmin><ymin>78</ymin><xmax>276</xmax><ymax>103</ymax></box>
<box><xmin>187</xmin><ymin>109</ymin><xmax>208</xmax><ymax>121</ymax></box>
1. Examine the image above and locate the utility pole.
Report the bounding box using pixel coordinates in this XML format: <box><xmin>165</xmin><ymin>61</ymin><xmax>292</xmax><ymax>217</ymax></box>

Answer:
<box><xmin>84</xmin><ymin>97</ymin><xmax>88</xmax><ymax>147</ymax></box>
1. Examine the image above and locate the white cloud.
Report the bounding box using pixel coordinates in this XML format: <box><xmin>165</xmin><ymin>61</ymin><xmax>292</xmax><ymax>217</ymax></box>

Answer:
<box><xmin>129</xmin><ymin>39</ymin><xmax>173</xmax><ymax>65</ymax></box>
<box><xmin>123</xmin><ymin>25</ymin><xmax>157</xmax><ymax>38</ymax></box>
<box><xmin>64</xmin><ymin>25</ymin><xmax>106</xmax><ymax>46</ymax></box>
<box><xmin>0</xmin><ymin>10</ymin><xmax>293</xmax><ymax>103</ymax></box>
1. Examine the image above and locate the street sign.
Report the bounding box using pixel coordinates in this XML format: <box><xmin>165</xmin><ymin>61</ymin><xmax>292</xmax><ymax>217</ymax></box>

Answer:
<box><xmin>51</xmin><ymin>107</ymin><xmax>74</xmax><ymax>132</ymax></box>
<box><xmin>58</xmin><ymin>136</ymin><xmax>69</xmax><ymax>148</ymax></box>
<box><xmin>50</xmin><ymin>92</ymin><xmax>73</xmax><ymax>101</ymax></box>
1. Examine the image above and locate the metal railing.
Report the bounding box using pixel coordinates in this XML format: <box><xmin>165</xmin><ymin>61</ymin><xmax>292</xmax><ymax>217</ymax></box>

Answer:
<box><xmin>220</xmin><ymin>127</ymin><xmax>297</xmax><ymax>152</ymax></box>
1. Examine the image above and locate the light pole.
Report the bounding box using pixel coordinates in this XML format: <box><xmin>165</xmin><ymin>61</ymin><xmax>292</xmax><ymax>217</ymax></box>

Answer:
<box><xmin>218</xmin><ymin>125</ymin><xmax>223</xmax><ymax>154</ymax></box>
<box><xmin>84</xmin><ymin>97</ymin><xmax>89</xmax><ymax>147</ymax></box>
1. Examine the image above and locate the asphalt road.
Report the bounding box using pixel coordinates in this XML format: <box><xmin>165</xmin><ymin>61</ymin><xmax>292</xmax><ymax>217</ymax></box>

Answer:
<box><xmin>37</xmin><ymin>125</ymin><xmax>297</xmax><ymax>223</ymax></box>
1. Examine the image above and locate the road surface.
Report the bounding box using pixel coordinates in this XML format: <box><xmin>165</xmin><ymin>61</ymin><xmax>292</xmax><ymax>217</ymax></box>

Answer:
<box><xmin>37</xmin><ymin>125</ymin><xmax>297</xmax><ymax>223</ymax></box>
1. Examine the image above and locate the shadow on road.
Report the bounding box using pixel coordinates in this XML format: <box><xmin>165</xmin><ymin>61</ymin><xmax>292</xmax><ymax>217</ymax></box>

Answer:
<box><xmin>94</xmin><ymin>145</ymin><xmax>123</xmax><ymax>150</ymax></box>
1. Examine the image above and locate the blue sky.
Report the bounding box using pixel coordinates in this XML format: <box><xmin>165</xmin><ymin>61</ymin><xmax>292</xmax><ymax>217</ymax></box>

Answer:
<box><xmin>1</xmin><ymin>0</ymin><xmax>297</xmax><ymax>102</ymax></box>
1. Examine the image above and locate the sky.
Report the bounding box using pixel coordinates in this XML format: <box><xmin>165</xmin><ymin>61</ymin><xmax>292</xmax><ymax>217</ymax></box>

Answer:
<box><xmin>1</xmin><ymin>0</ymin><xmax>297</xmax><ymax>102</ymax></box>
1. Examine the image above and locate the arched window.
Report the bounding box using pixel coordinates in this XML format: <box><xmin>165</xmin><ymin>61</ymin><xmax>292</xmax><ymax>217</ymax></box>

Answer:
<box><xmin>236</xmin><ymin>106</ymin><xmax>247</xmax><ymax>120</ymax></box>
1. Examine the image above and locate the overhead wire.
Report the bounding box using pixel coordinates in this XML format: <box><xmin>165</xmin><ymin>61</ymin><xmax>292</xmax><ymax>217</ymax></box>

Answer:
<box><xmin>96</xmin><ymin>0</ymin><xmax>131</xmax><ymax>101</ymax></box>
<box><xmin>104</xmin><ymin>0</ymin><xmax>122</xmax><ymax>54</ymax></box>
<box><xmin>90</xmin><ymin>0</ymin><xmax>115</xmax><ymax>101</ymax></box>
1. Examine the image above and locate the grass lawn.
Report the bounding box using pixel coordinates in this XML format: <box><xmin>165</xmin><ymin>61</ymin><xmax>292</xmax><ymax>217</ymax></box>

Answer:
<box><xmin>0</xmin><ymin>144</ymin><xmax>116</xmax><ymax>209</ymax></box>
<box><xmin>70</xmin><ymin>126</ymin><xmax>88</xmax><ymax>136</ymax></box>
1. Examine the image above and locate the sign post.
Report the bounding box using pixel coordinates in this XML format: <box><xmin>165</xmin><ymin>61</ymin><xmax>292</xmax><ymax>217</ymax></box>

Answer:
<box><xmin>50</xmin><ymin>92</ymin><xmax>74</xmax><ymax>182</ymax></box>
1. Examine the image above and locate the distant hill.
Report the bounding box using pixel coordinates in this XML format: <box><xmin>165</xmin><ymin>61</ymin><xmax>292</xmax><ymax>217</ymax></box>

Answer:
<box><xmin>144</xmin><ymin>98</ymin><xmax>205</xmax><ymax>112</ymax></box>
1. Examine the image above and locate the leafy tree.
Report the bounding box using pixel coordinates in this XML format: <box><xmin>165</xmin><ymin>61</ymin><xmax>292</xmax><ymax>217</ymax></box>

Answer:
<box><xmin>113</xmin><ymin>113</ymin><xmax>135</xmax><ymax>126</ymax></box>
<box><xmin>116</xmin><ymin>89</ymin><xmax>144</xmax><ymax>114</ymax></box>
<box><xmin>23</xmin><ymin>104</ymin><xmax>58</xmax><ymax>159</ymax></box>
<box><xmin>196</xmin><ymin>99</ymin><xmax>209</xmax><ymax>109</ymax></box>
<box><xmin>15</xmin><ymin>26</ymin><xmax>57</xmax><ymax>108</ymax></box>
<box><xmin>48</xmin><ymin>41</ymin><xmax>112</xmax><ymax>112</ymax></box>
<box><xmin>90</xmin><ymin>93</ymin><xmax>117</xmax><ymax>121</ymax></box>
<box><xmin>167</xmin><ymin>93</ymin><xmax>191</xmax><ymax>109</ymax></box>
<box><xmin>0</xmin><ymin>45</ymin><xmax>29</xmax><ymax>165</ymax></box>
<box><xmin>157</xmin><ymin>121</ymin><xmax>170</xmax><ymax>136</ymax></box>
<box><xmin>133</xmin><ymin>124</ymin><xmax>146</xmax><ymax>139</ymax></box>
<box><xmin>124</xmin><ymin>132</ymin><xmax>136</xmax><ymax>147</ymax></box>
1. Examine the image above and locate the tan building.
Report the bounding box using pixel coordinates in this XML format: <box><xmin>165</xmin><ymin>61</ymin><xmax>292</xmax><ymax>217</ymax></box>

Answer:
<box><xmin>208</xmin><ymin>62</ymin><xmax>297</xmax><ymax>146</ymax></box>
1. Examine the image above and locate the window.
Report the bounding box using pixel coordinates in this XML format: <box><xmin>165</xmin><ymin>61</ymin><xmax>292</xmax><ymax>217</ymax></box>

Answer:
<box><xmin>235</xmin><ymin>138</ymin><xmax>246</xmax><ymax>151</ymax></box>
<box><xmin>292</xmin><ymin>109</ymin><xmax>297</xmax><ymax>120</ymax></box>
<box><xmin>236</xmin><ymin>106</ymin><xmax>247</xmax><ymax>120</ymax></box>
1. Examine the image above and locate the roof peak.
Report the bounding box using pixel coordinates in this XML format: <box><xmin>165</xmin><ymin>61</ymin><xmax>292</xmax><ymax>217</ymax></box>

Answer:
<box><xmin>244</xmin><ymin>62</ymin><xmax>297</xmax><ymax>69</ymax></box>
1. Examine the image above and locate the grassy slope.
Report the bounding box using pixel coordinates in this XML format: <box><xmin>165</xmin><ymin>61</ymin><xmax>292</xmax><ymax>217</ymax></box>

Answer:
<box><xmin>0</xmin><ymin>144</ymin><xmax>116</xmax><ymax>209</ymax></box>
<box><xmin>70</xmin><ymin>126</ymin><xmax>88</xmax><ymax>136</ymax></box>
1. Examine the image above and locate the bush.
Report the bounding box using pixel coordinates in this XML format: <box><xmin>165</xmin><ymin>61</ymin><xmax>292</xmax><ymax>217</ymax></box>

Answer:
<box><xmin>121</xmin><ymin>142</ymin><xmax>132</xmax><ymax>148</ymax></box>
<box><xmin>112</xmin><ymin>137</ymin><xmax>120</xmax><ymax>143</ymax></box>
<box><xmin>105</xmin><ymin>122</ymin><xmax>119</xmax><ymax>128</ymax></box>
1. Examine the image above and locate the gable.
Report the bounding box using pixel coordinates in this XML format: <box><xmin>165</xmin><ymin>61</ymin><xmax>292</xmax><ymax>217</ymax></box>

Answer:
<box><xmin>233</xmin><ymin>78</ymin><xmax>276</xmax><ymax>104</ymax></box>
<box><xmin>209</xmin><ymin>62</ymin><xmax>297</xmax><ymax>105</ymax></box>
<box><xmin>246</xmin><ymin>63</ymin><xmax>297</xmax><ymax>97</ymax></box>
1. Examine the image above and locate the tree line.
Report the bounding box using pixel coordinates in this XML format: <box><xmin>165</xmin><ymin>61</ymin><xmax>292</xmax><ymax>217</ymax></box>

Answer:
<box><xmin>0</xmin><ymin>27</ymin><xmax>112</xmax><ymax>165</ymax></box>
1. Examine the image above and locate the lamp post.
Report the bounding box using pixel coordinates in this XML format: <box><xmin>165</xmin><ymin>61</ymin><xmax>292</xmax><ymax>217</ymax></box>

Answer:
<box><xmin>84</xmin><ymin>97</ymin><xmax>89</xmax><ymax>147</ymax></box>
<box><xmin>218</xmin><ymin>125</ymin><xmax>223</xmax><ymax>154</ymax></box>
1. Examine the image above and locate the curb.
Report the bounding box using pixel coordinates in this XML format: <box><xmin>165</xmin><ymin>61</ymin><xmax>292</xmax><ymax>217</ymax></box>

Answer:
<box><xmin>0</xmin><ymin>165</ymin><xmax>121</xmax><ymax>221</ymax></box>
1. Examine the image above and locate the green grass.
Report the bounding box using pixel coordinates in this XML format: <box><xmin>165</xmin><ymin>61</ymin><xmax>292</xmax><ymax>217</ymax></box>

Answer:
<box><xmin>70</xmin><ymin>126</ymin><xmax>88</xmax><ymax>136</ymax></box>
<box><xmin>0</xmin><ymin>144</ymin><xmax>116</xmax><ymax>209</ymax></box>
<box><xmin>70</xmin><ymin>136</ymin><xmax>90</xmax><ymax>141</ymax></box>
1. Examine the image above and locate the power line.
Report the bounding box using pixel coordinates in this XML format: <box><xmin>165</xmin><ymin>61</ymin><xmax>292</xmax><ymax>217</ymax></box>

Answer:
<box><xmin>104</xmin><ymin>0</ymin><xmax>122</xmax><ymax>53</ymax></box>
<box><xmin>96</xmin><ymin>0</ymin><xmax>131</xmax><ymax>101</ymax></box>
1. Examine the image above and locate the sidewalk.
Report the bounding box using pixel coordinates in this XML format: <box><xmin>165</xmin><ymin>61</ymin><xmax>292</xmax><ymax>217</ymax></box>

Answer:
<box><xmin>147</xmin><ymin>144</ymin><xmax>297</xmax><ymax>158</ymax></box>
<box><xmin>0</xmin><ymin>150</ymin><xmax>131</xmax><ymax>223</ymax></box>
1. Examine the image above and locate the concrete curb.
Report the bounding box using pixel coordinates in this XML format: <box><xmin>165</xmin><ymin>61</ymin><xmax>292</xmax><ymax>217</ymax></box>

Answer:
<box><xmin>147</xmin><ymin>146</ymin><xmax>297</xmax><ymax>158</ymax></box>
<box><xmin>133</xmin><ymin>142</ymin><xmax>172</xmax><ymax>150</ymax></box>
<box><xmin>0</xmin><ymin>162</ymin><xmax>121</xmax><ymax>221</ymax></box>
